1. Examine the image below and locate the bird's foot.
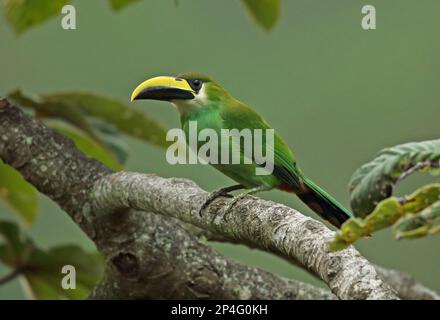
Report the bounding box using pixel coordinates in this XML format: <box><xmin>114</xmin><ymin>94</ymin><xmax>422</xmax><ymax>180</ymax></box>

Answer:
<box><xmin>221</xmin><ymin>185</ymin><xmax>271</xmax><ymax>220</ymax></box>
<box><xmin>221</xmin><ymin>194</ymin><xmax>249</xmax><ymax>217</ymax></box>
<box><xmin>199</xmin><ymin>184</ymin><xmax>244</xmax><ymax>217</ymax></box>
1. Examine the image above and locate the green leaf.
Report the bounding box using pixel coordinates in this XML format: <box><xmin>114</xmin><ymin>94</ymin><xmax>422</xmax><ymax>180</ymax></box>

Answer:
<box><xmin>2</xmin><ymin>0</ymin><xmax>70</xmax><ymax>35</ymax></box>
<box><xmin>9</xmin><ymin>90</ymin><xmax>99</xmax><ymax>142</ymax></box>
<box><xmin>9</xmin><ymin>90</ymin><xmax>170</xmax><ymax>166</ymax></box>
<box><xmin>0</xmin><ymin>221</ymin><xmax>31</xmax><ymax>264</ymax></box>
<box><xmin>0</xmin><ymin>162</ymin><xmax>38</xmax><ymax>225</ymax></box>
<box><xmin>87</xmin><ymin>118</ymin><xmax>130</xmax><ymax>165</ymax></box>
<box><xmin>241</xmin><ymin>0</ymin><xmax>281</xmax><ymax>31</ymax></box>
<box><xmin>9</xmin><ymin>90</ymin><xmax>170</xmax><ymax>150</ymax></box>
<box><xmin>329</xmin><ymin>184</ymin><xmax>440</xmax><ymax>251</ymax></box>
<box><xmin>43</xmin><ymin>119</ymin><xmax>123</xmax><ymax>171</ymax></box>
<box><xmin>393</xmin><ymin>200</ymin><xmax>440</xmax><ymax>239</ymax></box>
<box><xmin>0</xmin><ymin>221</ymin><xmax>104</xmax><ymax>299</ymax></box>
<box><xmin>42</xmin><ymin>92</ymin><xmax>170</xmax><ymax>149</ymax></box>
<box><xmin>349</xmin><ymin>139</ymin><xmax>440</xmax><ymax>218</ymax></box>
<box><xmin>9</xmin><ymin>91</ymin><xmax>130</xmax><ymax>165</ymax></box>
<box><xmin>109</xmin><ymin>0</ymin><xmax>140</xmax><ymax>11</ymax></box>
<box><xmin>23</xmin><ymin>245</ymin><xmax>104</xmax><ymax>299</ymax></box>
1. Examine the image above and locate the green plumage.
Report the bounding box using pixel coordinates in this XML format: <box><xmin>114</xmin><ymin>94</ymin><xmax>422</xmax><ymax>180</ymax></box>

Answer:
<box><xmin>176</xmin><ymin>73</ymin><xmax>352</xmax><ymax>228</ymax></box>
<box><xmin>134</xmin><ymin>72</ymin><xmax>352</xmax><ymax>228</ymax></box>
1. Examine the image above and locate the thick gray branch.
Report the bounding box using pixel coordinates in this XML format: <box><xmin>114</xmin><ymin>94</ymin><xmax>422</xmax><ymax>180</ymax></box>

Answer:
<box><xmin>89</xmin><ymin>212</ymin><xmax>335</xmax><ymax>299</ymax></box>
<box><xmin>0</xmin><ymin>99</ymin><xmax>334</xmax><ymax>299</ymax></box>
<box><xmin>2</xmin><ymin>100</ymin><xmax>436</xmax><ymax>300</ymax></box>
<box><xmin>92</xmin><ymin>172</ymin><xmax>399</xmax><ymax>300</ymax></box>
<box><xmin>213</xmin><ymin>232</ymin><xmax>438</xmax><ymax>300</ymax></box>
<box><xmin>375</xmin><ymin>266</ymin><xmax>440</xmax><ymax>300</ymax></box>
<box><xmin>184</xmin><ymin>223</ymin><xmax>439</xmax><ymax>300</ymax></box>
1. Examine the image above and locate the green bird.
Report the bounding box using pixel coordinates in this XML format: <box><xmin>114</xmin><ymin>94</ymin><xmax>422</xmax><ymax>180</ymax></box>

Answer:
<box><xmin>131</xmin><ymin>73</ymin><xmax>352</xmax><ymax>228</ymax></box>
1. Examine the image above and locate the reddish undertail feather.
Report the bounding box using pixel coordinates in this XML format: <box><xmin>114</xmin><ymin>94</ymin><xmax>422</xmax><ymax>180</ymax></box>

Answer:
<box><xmin>279</xmin><ymin>177</ymin><xmax>352</xmax><ymax>229</ymax></box>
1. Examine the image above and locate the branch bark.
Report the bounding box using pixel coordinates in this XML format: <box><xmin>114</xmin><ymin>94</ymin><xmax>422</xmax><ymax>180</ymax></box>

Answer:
<box><xmin>183</xmin><ymin>223</ymin><xmax>440</xmax><ymax>300</ymax></box>
<box><xmin>91</xmin><ymin>172</ymin><xmax>399</xmax><ymax>299</ymax></box>
<box><xmin>374</xmin><ymin>265</ymin><xmax>440</xmax><ymax>300</ymax></box>
<box><xmin>0</xmin><ymin>99</ymin><xmax>334</xmax><ymax>299</ymax></box>
<box><xmin>89</xmin><ymin>211</ymin><xmax>336</xmax><ymax>300</ymax></box>
<box><xmin>0</xmin><ymin>99</ymin><xmax>436</xmax><ymax>300</ymax></box>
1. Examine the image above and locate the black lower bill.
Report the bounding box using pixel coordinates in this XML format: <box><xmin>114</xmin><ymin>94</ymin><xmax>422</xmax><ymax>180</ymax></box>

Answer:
<box><xmin>134</xmin><ymin>86</ymin><xmax>194</xmax><ymax>101</ymax></box>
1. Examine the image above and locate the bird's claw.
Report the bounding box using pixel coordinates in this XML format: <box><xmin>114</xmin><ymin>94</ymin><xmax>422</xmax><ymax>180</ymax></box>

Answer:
<box><xmin>199</xmin><ymin>185</ymin><xmax>244</xmax><ymax>217</ymax></box>
<box><xmin>221</xmin><ymin>197</ymin><xmax>242</xmax><ymax>218</ymax></box>
<box><xmin>221</xmin><ymin>185</ymin><xmax>269</xmax><ymax>220</ymax></box>
<box><xmin>199</xmin><ymin>191</ymin><xmax>233</xmax><ymax>217</ymax></box>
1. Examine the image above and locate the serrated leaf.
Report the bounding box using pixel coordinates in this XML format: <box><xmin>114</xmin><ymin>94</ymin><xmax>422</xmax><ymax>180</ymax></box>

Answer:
<box><xmin>0</xmin><ymin>162</ymin><xmax>38</xmax><ymax>225</ymax></box>
<box><xmin>329</xmin><ymin>184</ymin><xmax>440</xmax><ymax>251</ymax></box>
<box><xmin>0</xmin><ymin>221</ymin><xmax>104</xmax><ymax>299</ymax></box>
<box><xmin>109</xmin><ymin>0</ymin><xmax>140</xmax><ymax>11</ymax></box>
<box><xmin>43</xmin><ymin>119</ymin><xmax>123</xmax><ymax>171</ymax></box>
<box><xmin>241</xmin><ymin>0</ymin><xmax>280</xmax><ymax>31</ymax></box>
<box><xmin>2</xmin><ymin>0</ymin><xmax>70</xmax><ymax>35</ymax></box>
<box><xmin>349</xmin><ymin>139</ymin><xmax>440</xmax><ymax>218</ymax></box>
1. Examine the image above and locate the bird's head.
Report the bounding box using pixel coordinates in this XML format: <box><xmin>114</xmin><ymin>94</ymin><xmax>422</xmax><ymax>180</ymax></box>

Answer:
<box><xmin>131</xmin><ymin>72</ymin><xmax>229</xmax><ymax>113</ymax></box>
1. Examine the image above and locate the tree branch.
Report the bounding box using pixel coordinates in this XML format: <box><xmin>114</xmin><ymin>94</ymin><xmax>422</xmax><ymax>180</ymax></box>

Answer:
<box><xmin>0</xmin><ymin>99</ymin><xmax>335</xmax><ymax>299</ymax></box>
<box><xmin>171</xmin><ymin>178</ymin><xmax>439</xmax><ymax>299</ymax></box>
<box><xmin>1</xmin><ymin>99</ymin><xmax>436</xmax><ymax>300</ymax></box>
<box><xmin>91</xmin><ymin>172</ymin><xmax>399</xmax><ymax>299</ymax></box>
<box><xmin>88</xmin><ymin>211</ymin><xmax>336</xmax><ymax>300</ymax></box>
<box><xmin>375</xmin><ymin>265</ymin><xmax>440</xmax><ymax>300</ymax></box>
<box><xmin>0</xmin><ymin>267</ymin><xmax>24</xmax><ymax>286</ymax></box>
<box><xmin>183</xmin><ymin>223</ymin><xmax>439</xmax><ymax>300</ymax></box>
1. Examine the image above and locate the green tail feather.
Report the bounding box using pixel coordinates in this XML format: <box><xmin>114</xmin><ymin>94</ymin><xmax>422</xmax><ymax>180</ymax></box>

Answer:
<box><xmin>297</xmin><ymin>177</ymin><xmax>353</xmax><ymax>228</ymax></box>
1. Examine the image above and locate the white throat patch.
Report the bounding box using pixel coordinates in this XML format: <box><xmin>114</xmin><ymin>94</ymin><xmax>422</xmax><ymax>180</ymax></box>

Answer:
<box><xmin>172</xmin><ymin>84</ymin><xmax>208</xmax><ymax>112</ymax></box>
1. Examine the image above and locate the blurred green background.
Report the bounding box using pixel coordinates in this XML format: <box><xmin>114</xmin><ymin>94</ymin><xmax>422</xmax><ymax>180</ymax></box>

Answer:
<box><xmin>1</xmin><ymin>0</ymin><xmax>439</xmax><ymax>298</ymax></box>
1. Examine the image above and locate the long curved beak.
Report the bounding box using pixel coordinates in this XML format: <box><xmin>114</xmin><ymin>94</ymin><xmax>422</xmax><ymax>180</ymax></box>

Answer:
<box><xmin>131</xmin><ymin>76</ymin><xmax>196</xmax><ymax>102</ymax></box>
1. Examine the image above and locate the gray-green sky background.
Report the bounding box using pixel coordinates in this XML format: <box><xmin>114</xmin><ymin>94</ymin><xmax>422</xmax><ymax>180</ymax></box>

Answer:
<box><xmin>1</xmin><ymin>0</ymin><xmax>439</xmax><ymax>298</ymax></box>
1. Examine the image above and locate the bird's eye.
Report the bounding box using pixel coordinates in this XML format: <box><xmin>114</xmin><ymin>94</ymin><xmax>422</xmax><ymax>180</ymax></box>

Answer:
<box><xmin>189</xmin><ymin>79</ymin><xmax>203</xmax><ymax>91</ymax></box>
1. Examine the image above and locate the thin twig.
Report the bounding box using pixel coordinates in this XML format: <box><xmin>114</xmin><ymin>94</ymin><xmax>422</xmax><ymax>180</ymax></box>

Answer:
<box><xmin>0</xmin><ymin>267</ymin><xmax>23</xmax><ymax>286</ymax></box>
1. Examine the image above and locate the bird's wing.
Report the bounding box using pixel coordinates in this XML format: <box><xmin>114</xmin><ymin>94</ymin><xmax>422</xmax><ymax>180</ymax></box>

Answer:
<box><xmin>220</xmin><ymin>100</ymin><xmax>302</xmax><ymax>188</ymax></box>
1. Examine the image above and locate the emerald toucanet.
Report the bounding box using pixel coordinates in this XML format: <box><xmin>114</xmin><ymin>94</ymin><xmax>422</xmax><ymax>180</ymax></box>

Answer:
<box><xmin>131</xmin><ymin>73</ymin><xmax>352</xmax><ymax>228</ymax></box>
